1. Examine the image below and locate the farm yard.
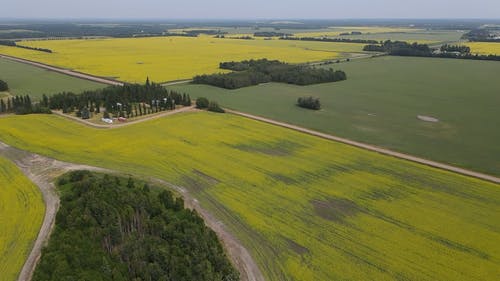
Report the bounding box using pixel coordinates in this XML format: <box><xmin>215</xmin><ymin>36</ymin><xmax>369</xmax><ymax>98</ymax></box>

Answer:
<box><xmin>0</xmin><ymin>57</ymin><xmax>105</xmax><ymax>100</ymax></box>
<box><xmin>0</xmin><ymin>156</ymin><xmax>44</xmax><ymax>281</ymax></box>
<box><xmin>0</xmin><ymin>36</ymin><xmax>367</xmax><ymax>83</ymax></box>
<box><xmin>0</xmin><ymin>112</ymin><xmax>498</xmax><ymax>281</ymax></box>
<box><xmin>169</xmin><ymin>56</ymin><xmax>500</xmax><ymax>176</ymax></box>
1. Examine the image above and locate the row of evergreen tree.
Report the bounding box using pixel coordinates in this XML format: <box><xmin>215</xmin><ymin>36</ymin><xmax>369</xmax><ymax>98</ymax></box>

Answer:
<box><xmin>47</xmin><ymin>79</ymin><xmax>191</xmax><ymax>119</ymax></box>
<box><xmin>194</xmin><ymin>59</ymin><xmax>347</xmax><ymax>89</ymax></box>
<box><xmin>0</xmin><ymin>95</ymin><xmax>51</xmax><ymax>115</ymax></box>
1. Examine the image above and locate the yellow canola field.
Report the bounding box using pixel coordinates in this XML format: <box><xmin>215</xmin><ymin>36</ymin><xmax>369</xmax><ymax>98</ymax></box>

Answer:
<box><xmin>465</xmin><ymin>42</ymin><xmax>500</xmax><ymax>55</ymax></box>
<box><xmin>0</xmin><ymin>112</ymin><xmax>499</xmax><ymax>281</ymax></box>
<box><xmin>0</xmin><ymin>36</ymin><xmax>365</xmax><ymax>83</ymax></box>
<box><xmin>0</xmin><ymin>156</ymin><xmax>44</xmax><ymax>281</ymax></box>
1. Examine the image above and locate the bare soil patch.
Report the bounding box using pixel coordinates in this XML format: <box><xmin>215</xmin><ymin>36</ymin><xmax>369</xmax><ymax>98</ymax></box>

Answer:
<box><xmin>417</xmin><ymin>115</ymin><xmax>439</xmax><ymax>122</ymax></box>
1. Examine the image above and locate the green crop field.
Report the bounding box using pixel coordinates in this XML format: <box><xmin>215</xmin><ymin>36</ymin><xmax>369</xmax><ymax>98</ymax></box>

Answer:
<box><xmin>0</xmin><ymin>58</ymin><xmax>105</xmax><ymax>100</ymax></box>
<box><xmin>0</xmin><ymin>112</ymin><xmax>498</xmax><ymax>281</ymax></box>
<box><xmin>0</xmin><ymin>156</ymin><xmax>44</xmax><ymax>281</ymax></box>
<box><xmin>169</xmin><ymin>56</ymin><xmax>500</xmax><ymax>177</ymax></box>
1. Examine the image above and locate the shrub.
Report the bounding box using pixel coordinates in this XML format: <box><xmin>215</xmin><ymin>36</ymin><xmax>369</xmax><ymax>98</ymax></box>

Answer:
<box><xmin>297</xmin><ymin>96</ymin><xmax>321</xmax><ymax>110</ymax></box>
<box><xmin>207</xmin><ymin>101</ymin><xmax>225</xmax><ymax>113</ymax></box>
<box><xmin>0</xmin><ymin>80</ymin><xmax>8</xmax><ymax>91</ymax></box>
<box><xmin>195</xmin><ymin>97</ymin><xmax>209</xmax><ymax>109</ymax></box>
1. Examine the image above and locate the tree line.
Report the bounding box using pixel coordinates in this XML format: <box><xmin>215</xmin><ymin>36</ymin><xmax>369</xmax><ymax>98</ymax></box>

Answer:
<box><xmin>462</xmin><ymin>29</ymin><xmax>500</xmax><ymax>42</ymax></box>
<box><xmin>0</xmin><ymin>40</ymin><xmax>52</xmax><ymax>53</ymax></box>
<box><xmin>254</xmin><ymin>31</ymin><xmax>292</xmax><ymax>37</ymax></box>
<box><xmin>0</xmin><ymin>79</ymin><xmax>193</xmax><ymax>118</ymax></box>
<box><xmin>281</xmin><ymin>37</ymin><xmax>379</xmax><ymax>44</ymax></box>
<box><xmin>32</xmin><ymin>171</ymin><xmax>239</xmax><ymax>281</ymax></box>
<box><xmin>363</xmin><ymin>40</ymin><xmax>500</xmax><ymax>61</ymax></box>
<box><xmin>440</xmin><ymin>44</ymin><xmax>470</xmax><ymax>54</ymax></box>
<box><xmin>47</xmin><ymin>79</ymin><xmax>191</xmax><ymax>119</ymax></box>
<box><xmin>193</xmin><ymin>59</ymin><xmax>347</xmax><ymax>89</ymax></box>
<box><xmin>0</xmin><ymin>95</ymin><xmax>51</xmax><ymax>115</ymax></box>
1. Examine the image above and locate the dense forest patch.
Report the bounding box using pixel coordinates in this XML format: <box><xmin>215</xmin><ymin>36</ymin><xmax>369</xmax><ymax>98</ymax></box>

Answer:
<box><xmin>33</xmin><ymin>171</ymin><xmax>239</xmax><ymax>281</ymax></box>
<box><xmin>193</xmin><ymin>59</ymin><xmax>346</xmax><ymax>89</ymax></box>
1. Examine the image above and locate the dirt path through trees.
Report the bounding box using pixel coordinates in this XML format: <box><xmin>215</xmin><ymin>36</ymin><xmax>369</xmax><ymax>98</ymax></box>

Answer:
<box><xmin>0</xmin><ymin>142</ymin><xmax>264</xmax><ymax>281</ymax></box>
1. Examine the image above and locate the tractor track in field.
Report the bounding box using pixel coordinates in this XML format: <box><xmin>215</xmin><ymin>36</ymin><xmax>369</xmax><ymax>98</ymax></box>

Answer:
<box><xmin>0</xmin><ymin>142</ymin><xmax>264</xmax><ymax>281</ymax></box>
<box><xmin>225</xmin><ymin>109</ymin><xmax>500</xmax><ymax>184</ymax></box>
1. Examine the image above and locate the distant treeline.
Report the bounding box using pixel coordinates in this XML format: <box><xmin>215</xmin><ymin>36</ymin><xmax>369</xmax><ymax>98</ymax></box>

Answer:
<box><xmin>181</xmin><ymin>29</ymin><xmax>226</xmax><ymax>36</ymax></box>
<box><xmin>193</xmin><ymin>59</ymin><xmax>347</xmax><ymax>89</ymax></box>
<box><xmin>47</xmin><ymin>79</ymin><xmax>191</xmax><ymax>119</ymax></box>
<box><xmin>0</xmin><ymin>40</ymin><xmax>52</xmax><ymax>53</ymax></box>
<box><xmin>281</xmin><ymin>36</ymin><xmax>379</xmax><ymax>44</ymax></box>
<box><xmin>0</xmin><ymin>95</ymin><xmax>51</xmax><ymax>115</ymax></box>
<box><xmin>215</xmin><ymin>35</ymin><xmax>254</xmax><ymax>40</ymax></box>
<box><xmin>339</xmin><ymin>31</ymin><xmax>363</xmax><ymax>35</ymax></box>
<box><xmin>363</xmin><ymin>40</ymin><xmax>500</xmax><ymax>61</ymax></box>
<box><xmin>0</xmin><ymin>23</ymin><xmax>228</xmax><ymax>39</ymax></box>
<box><xmin>462</xmin><ymin>29</ymin><xmax>500</xmax><ymax>42</ymax></box>
<box><xmin>32</xmin><ymin>171</ymin><xmax>239</xmax><ymax>281</ymax></box>
<box><xmin>135</xmin><ymin>29</ymin><xmax>228</xmax><ymax>38</ymax></box>
<box><xmin>254</xmin><ymin>31</ymin><xmax>292</xmax><ymax>37</ymax></box>
<box><xmin>0</xmin><ymin>23</ymin><xmax>173</xmax><ymax>39</ymax></box>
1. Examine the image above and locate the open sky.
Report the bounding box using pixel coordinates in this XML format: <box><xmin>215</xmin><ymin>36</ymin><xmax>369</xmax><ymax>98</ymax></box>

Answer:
<box><xmin>3</xmin><ymin>0</ymin><xmax>500</xmax><ymax>19</ymax></box>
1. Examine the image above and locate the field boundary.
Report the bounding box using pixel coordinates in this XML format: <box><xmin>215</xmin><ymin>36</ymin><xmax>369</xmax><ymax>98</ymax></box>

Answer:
<box><xmin>0</xmin><ymin>54</ymin><xmax>123</xmax><ymax>86</ymax></box>
<box><xmin>225</xmin><ymin>109</ymin><xmax>500</xmax><ymax>184</ymax></box>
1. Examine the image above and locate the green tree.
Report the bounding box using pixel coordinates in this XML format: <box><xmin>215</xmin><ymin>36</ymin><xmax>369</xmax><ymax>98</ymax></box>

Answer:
<box><xmin>195</xmin><ymin>97</ymin><xmax>209</xmax><ymax>109</ymax></box>
<box><xmin>0</xmin><ymin>79</ymin><xmax>8</xmax><ymax>91</ymax></box>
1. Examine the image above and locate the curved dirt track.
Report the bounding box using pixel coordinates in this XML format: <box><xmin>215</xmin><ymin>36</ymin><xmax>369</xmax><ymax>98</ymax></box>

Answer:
<box><xmin>225</xmin><ymin>109</ymin><xmax>500</xmax><ymax>184</ymax></box>
<box><xmin>0</xmin><ymin>142</ymin><xmax>263</xmax><ymax>281</ymax></box>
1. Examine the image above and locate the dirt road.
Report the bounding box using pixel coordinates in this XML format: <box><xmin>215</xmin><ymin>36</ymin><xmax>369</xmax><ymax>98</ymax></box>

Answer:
<box><xmin>0</xmin><ymin>54</ymin><xmax>123</xmax><ymax>86</ymax></box>
<box><xmin>0</xmin><ymin>142</ymin><xmax>264</xmax><ymax>281</ymax></box>
<box><xmin>225</xmin><ymin>109</ymin><xmax>500</xmax><ymax>184</ymax></box>
<box><xmin>0</xmin><ymin>54</ymin><xmax>194</xmax><ymax>87</ymax></box>
<box><xmin>52</xmin><ymin>105</ymin><xmax>196</xmax><ymax>129</ymax></box>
